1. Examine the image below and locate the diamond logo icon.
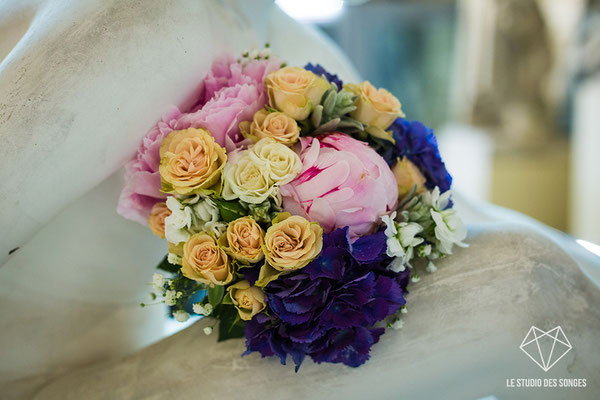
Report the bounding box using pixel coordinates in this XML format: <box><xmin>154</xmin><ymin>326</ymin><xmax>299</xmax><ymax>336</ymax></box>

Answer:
<box><xmin>520</xmin><ymin>326</ymin><xmax>572</xmax><ymax>371</ymax></box>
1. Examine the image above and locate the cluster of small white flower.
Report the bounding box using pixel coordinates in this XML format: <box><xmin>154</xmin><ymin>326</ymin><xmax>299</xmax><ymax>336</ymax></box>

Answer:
<box><xmin>382</xmin><ymin>187</ymin><xmax>467</xmax><ymax>275</ymax></box>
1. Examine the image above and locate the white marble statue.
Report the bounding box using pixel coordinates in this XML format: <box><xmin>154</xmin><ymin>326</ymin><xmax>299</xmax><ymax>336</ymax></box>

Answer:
<box><xmin>0</xmin><ymin>1</ymin><xmax>598</xmax><ymax>399</ymax></box>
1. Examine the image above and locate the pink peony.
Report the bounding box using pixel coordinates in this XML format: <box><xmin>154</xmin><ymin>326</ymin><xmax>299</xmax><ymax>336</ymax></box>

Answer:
<box><xmin>117</xmin><ymin>106</ymin><xmax>182</xmax><ymax>224</ymax></box>
<box><xmin>176</xmin><ymin>83</ymin><xmax>266</xmax><ymax>152</ymax></box>
<box><xmin>200</xmin><ymin>54</ymin><xmax>282</xmax><ymax>106</ymax></box>
<box><xmin>280</xmin><ymin>133</ymin><xmax>398</xmax><ymax>238</ymax></box>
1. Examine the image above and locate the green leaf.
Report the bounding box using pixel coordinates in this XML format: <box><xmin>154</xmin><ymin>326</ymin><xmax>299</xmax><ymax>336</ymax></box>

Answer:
<box><xmin>156</xmin><ymin>255</ymin><xmax>180</xmax><ymax>274</ymax></box>
<box><xmin>213</xmin><ymin>198</ymin><xmax>246</xmax><ymax>222</ymax></box>
<box><xmin>207</xmin><ymin>285</ymin><xmax>225</xmax><ymax>308</ymax></box>
<box><xmin>217</xmin><ymin>305</ymin><xmax>246</xmax><ymax>342</ymax></box>
<box><xmin>221</xmin><ymin>292</ymin><xmax>234</xmax><ymax>305</ymax></box>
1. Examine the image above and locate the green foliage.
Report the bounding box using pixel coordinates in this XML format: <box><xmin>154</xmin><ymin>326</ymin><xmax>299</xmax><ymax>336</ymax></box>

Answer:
<box><xmin>301</xmin><ymin>83</ymin><xmax>365</xmax><ymax>136</ymax></box>
<box><xmin>207</xmin><ymin>285</ymin><xmax>225</xmax><ymax>308</ymax></box>
<box><xmin>156</xmin><ymin>255</ymin><xmax>180</xmax><ymax>274</ymax></box>
<box><xmin>217</xmin><ymin>305</ymin><xmax>246</xmax><ymax>342</ymax></box>
<box><xmin>212</xmin><ymin>198</ymin><xmax>247</xmax><ymax>222</ymax></box>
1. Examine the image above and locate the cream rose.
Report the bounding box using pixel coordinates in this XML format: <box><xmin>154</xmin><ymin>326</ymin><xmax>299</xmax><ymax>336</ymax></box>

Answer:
<box><xmin>265</xmin><ymin>66</ymin><xmax>330</xmax><ymax>121</ymax></box>
<box><xmin>181</xmin><ymin>233</ymin><xmax>232</xmax><ymax>286</ymax></box>
<box><xmin>227</xmin><ymin>280</ymin><xmax>266</xmax><ymax>321</ymax></box>
<box><xmin>344</xmin><ymin>81</ymin><xmax>404</xmax><ymax>141</ymax></box>
<box><xmin>222</xmin><ymin>151</ymin><xmax>276</xmax><ymax>204</ymax></box>
<box><xmin>219</xmin><ymin>216</ymin><xmax>265</xmax><ymax>263</ymax></box>
<box><xmin>159</xmin><ymin>128</ymin><xmax>227</xmax><ymax>195</ymax></box>
<box><xmin>240</xmin><ymin>109</ymin><xmax>300</xmax><ymax>146</ymax></box>
<box><xmin>250</xmin><ymin>138</ymin><xmax>302</xmax><ymax>185</ymax></box>
<box><xmin>392</xmin><ymin>157</ymin><xmax>427</xmax><ymax>200</ymax></box>
<box><xmin>255</xmin><ymin>213</ymin><xmax>323</xmax><ymax>287</ymax></box>
<box><xmin>148</xmin><ymin>202</ymin><xmax>171</xmax><ymax>238</ymax></box>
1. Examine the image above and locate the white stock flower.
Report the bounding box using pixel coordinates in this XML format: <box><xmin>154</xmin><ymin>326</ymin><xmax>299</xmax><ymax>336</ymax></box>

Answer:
<box><xmin>382</xmin><ymin>213</ymin><xmax>423</xmax><ymax>269</ymax></box>
<box><xmin>249</xmin><ymin>138</ymin><xmax>302</xmax><ymax>185</ymax></box>
<box><xmin>172</xmin><ymin>310</ymin><xmax>190</xmax><ymax>323</ymax></box>
<box><xmin>222</xmin><ymin>151</ymin><xmax>277</xmax><ymax>204</ymax></box>
<box><xmin>421</xmin><ymin>186</ymin><xmax>451</xmax><ymax>211</ymax></box>
<box><xmin>388</xmin><ymin>256</ymin><xmax>407</xmax><ymax>273</ymax></box>
<box><xmin>192</xmin><ymin>197</ymin><xmax>227</xmax><ymax>236</ymax></box>
<box><xmin>397</xmin><ymin>222</ymin><xmax>424</xmax><ymax>248</ymax></box>
<box><xmin>381</xmin><ymin>212</ymin><xmax>397</xmax><ymax>237</ymax></box>
<box><xmin>164</xmin><ymin>196</ymin><xmax>192</xmax><ymax>244</ymax></box>
<box><xmin>192</xmin><ymin>303</ymin><xmax>213</xmax><ymax>316</ymax></box>
<box><xmin>431</xmin><ymin>208</ymin><xmax>467</xmax><ymax>255</ymax></box>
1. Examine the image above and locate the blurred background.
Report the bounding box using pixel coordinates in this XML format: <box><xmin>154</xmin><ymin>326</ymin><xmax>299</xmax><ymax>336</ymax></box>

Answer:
<box><xmin>276</xmin><ymin>0</ymin><xmax>600</xmax><ymax>246</ymax></box>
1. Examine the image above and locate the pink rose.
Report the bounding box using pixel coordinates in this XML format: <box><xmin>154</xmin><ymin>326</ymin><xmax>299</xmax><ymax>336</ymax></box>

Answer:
<box><xmin>280</xmin><ymin>134</ymin><xmax>398</xmax><ymax>238</ymax></box>
<box><xmin>176</xmin><ymin>84</ymin><xmax>266</xmax><ymax>152</ymax></box>
<box><xmin>117</xmin><ymin>106</ymin><xmax>182</xmax><ymax>224</ymax></box>
<box><xmin>199</xmin><ymin>54</ymin><xmax>282</xmax><ymax>107</ymax></box>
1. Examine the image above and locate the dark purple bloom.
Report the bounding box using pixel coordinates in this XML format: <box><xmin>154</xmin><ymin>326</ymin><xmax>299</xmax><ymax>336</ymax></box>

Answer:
<box><xmin>310</xmin><ymin>326</ymin><xmax>385</xmax><ymax>368</ymax></box>
<box><xmin>379</xmin><ymin>118</ymin><xmax>452</xmax><ymax>193</ymax></box>
<box><xmin>243</xmin><ymin>227</ymin><xmax>406</xmax><ymax>370</ymax></box>
<box><xmin>304</xmin><ymin>63</ymin><xmax>343</xmax><ymax>91</ymax></box>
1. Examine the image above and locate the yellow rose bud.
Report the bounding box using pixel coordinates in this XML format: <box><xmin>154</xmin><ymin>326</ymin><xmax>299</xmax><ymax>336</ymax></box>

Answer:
<box><xmin>159</xmin><ymin>128</ymin><xmax>227</xmax><ymax>195</ymax></box>
<box><xmin>219</xmin><ymin>216</ymin><xmax>265</xmax><ymax>264</ymax></box>
<box><xmin>148</xmin><ymin>201</ymin><xmax>171</xmax><ymax>239</ymax></box>
<box><xmin>265</xmin><ymin>66</ymin><xmax>330</xmax><ymax>121</ymax></box>
<box><xmin>181</xmin><ymin>233</ymin><xmax>232</xmax><ymax>286</ymax></box>
<box><xmin>392</xmin><ymin>157</ymin><xmax>427</xmax><ymax>200</ymax></box>
<box><xmin>256</xmin><ymin>213</ymin><xmax>323</xmax><ymax>287</ymax></box>
<box><xmin>227</xmin><ymin>280</ymin><xmax>266</xmax><ymax>321</ymax></box>
<box><xmin>344</xmin><ymin>81</ymin><xmax>404</xmax><ymax>141</ymax></box>
<box><xmin>240</xmin><ymin>109</ymin><xmax>300</xmax><ymax>146</ymax></box>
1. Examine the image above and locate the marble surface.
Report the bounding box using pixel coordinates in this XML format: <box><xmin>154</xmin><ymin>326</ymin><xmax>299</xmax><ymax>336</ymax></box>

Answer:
<box><xmin>8</xmin><ymin>224</ymin><xmax>598</xmax><ymax>400</ymax></box>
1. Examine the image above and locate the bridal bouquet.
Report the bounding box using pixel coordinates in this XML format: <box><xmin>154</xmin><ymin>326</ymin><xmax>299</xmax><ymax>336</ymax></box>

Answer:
<box><xmin>118</xmin><ymin>48</ymin><xmax>466</xmax><ymax>370</ymax></box>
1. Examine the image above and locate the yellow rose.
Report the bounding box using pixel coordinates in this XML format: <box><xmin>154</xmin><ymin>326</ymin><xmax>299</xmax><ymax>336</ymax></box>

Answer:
<box><xmin>181</xmin><ymin>233</ymin><xmax>232</xmax><ymax>286</ymax></box>
<box><xmin>159</xmin><ymin>128</ymin><xmax>227</xmax><ymax>195</ymax></box>
<box><xmin>222</xmin><ymin>151</ymin><xmax>276</xmax><ymax>204</ymax></box>
<box><xmin>148</xmin><ymin>201</ymin><xmax>171</xmax><ymax>238</ymax></box>
<box><xmin>227</xmin><ymin>280</ymin><xmax>266</xmax><ymax>321</ymax></box>
<box><xmin>240</xmin><ymin>109</ymin><xmax>300</xmax><ymax>146</ymax></box>
<box><xmin>218</xmin><ymin>216</ymin><xmax>265</xmax><ymax>264</ymax></box>
<box><xmin>250</xmin><ymin>138</ymin><xmax>302</xmax><ymax>185</ymax></box>
<box><xmin>256</xmin><ymin>213</ymin><xmax>323</xmax><ymax>287</ymax></box>
<box><xmin>392</xmin><ymin>157</ymin><xmax>427</xmax><ymax>200</ymax></box>
<box><xmin>265</xmin><ymin>66</ymin><xmax>330</xmax><ymax>121</ymax></box>
<box><xmin>344</xmin><ymin>81</ymin><xmax>404</xmax><ymax>141</ymax></box>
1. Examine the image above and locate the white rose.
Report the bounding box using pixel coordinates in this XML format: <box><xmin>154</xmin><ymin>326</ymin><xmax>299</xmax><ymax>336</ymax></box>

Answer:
<box><xmin>431</xmin><ymin>208</ymin><xmax>467</xmax><ymax>255</ymax></box>
<box><xmin>164</xmin><ymin>196</ymin><xmax>192</xmax><ymax>244</ymax></box>
<box><xmin>222</xmin><ymin>151</ymin><xmax>277</xmax><ymax>204</ymax></box>
<box><xmin>249</xmin><ymin>138</ymin><xmax>302</xmax><ymax>185</ymax></box>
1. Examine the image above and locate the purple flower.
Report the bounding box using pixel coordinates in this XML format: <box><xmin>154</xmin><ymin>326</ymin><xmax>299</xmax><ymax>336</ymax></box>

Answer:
<box><xmin>243</xmin><ymin>227</ymin><xmax>406</xmax><ymax>370</ymax></box>
<box><xmin>380</xmin><ymin>118</ymin><xmax>452</xmax><ymax>192</ymax></box>
<box><xmin>304</xmin><ymin>63</ymin><xmax>343</xmax><ymax>91</ymax></box>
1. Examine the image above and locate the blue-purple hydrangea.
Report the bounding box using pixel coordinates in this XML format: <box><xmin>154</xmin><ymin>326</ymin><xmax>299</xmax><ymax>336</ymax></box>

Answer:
<box><xmin>304</xmin><ymin>63</ymin><xmax>343</xmax><ymax>91</ymax></box>
<box><xmin>243</xmin><ymin>227</ymin><xmax>409</xmax><ymax>370</ymax></box>
<box><xmin>379</xmin><ymin>118</ymin><xmax>452</xmax><ymax>192</ymax></box>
